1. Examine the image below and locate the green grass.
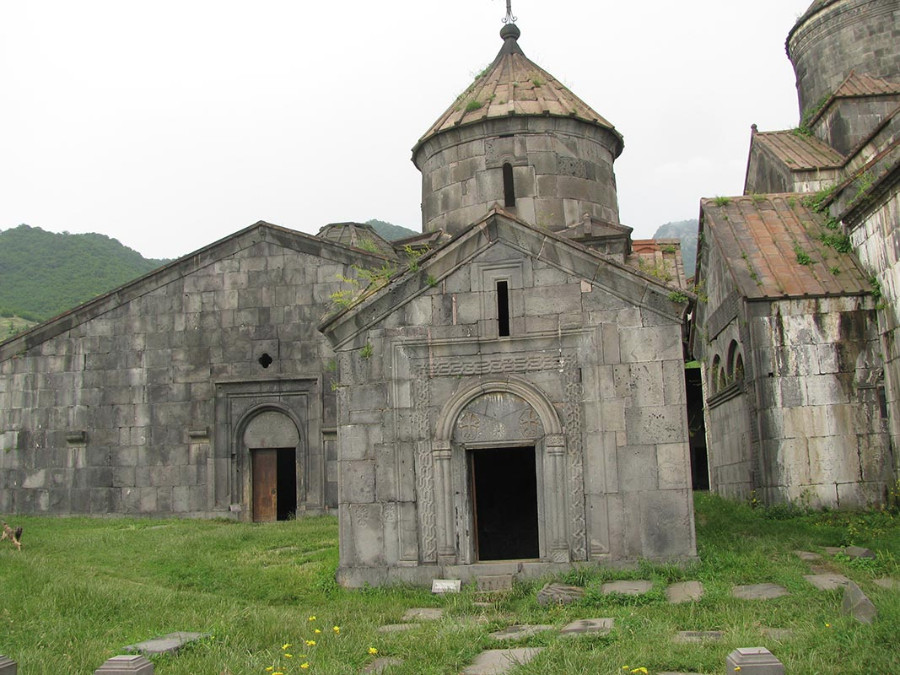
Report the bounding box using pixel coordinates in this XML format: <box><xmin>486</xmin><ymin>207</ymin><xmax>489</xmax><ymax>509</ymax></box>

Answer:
<box><xmin>2</xmin><ymin>494</ymin><xmax>899</xmax><ymax>673</ymax></box>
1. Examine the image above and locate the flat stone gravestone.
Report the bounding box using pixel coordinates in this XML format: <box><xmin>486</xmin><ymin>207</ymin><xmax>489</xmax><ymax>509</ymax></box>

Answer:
<box><xmin>666</xmin><ymin>581</ymin><xmax>704</xmax><ymax>603</ymax></box>
<box><xmin>804</xmin><ymin>573</ymin><xmax>850</xmax><ymax>590</ymax></box>
<box><xmin>361</xmin><ymin>657</ymin><xmax>404</xmax><ymax>673</ymax></box>
<box><xmin>559</xmin><ymin>618</ymin><xmax>614</xmax><ymax>636</ymax></box>
<box><xmin>124</xmin><ymin>632</ymin><xmax>209</xmax><ymax>656</ymax></box>
<box><xmin>842</xmin><ymin>581</ymin><xmax>877</xmax><ymax>624</ymax></box>
<box><xmin>432</xmin><ymin>579</ymin><xmax>461</xmax><ymax>594</ymax></box>
<box><xmin>462</xmin><ymin>648</ymin><xmax>544</xmax><ymax>675</ymax></box>
<box><xmin>761</xmin><ymin>628</ymin><xmax>792</xmax><ymax>641</ymax></box>
<box><xmin>732</xmin><ymin>583</ymin><xmax>788</xmax><ymax>600</ymax></box>
<box><xmin>477</xmin><ymin>574</ymin><xmax>514</xmax><ymax>592</ymax></box>
<box><xmin>602</xmin><ymin>580</ymin><xmax>653</xmax><ymax>596</ymax></box>
<box><xmin>726</xmin><ymin>647</ymin><xmax>784</xmax><ymax>674</ymax></box>
<box><xmin>793</xmin><ymin>550</ymin><xmax>821</xmax><ymax>562</ymax></box>
<box><xmin>489</xmin><ymin>625</ymin><xmax>553</xmax><ymax>641</ymax></box>
<box><xmin>376</xmin><ymin>623</ymin><xmax>418</xmax><ymax>634</ymax></box>
<box><xmin>823</xmin><ymin>546</ymin><xmax>843</xmax><ymax>556</ymax></box>
<box><xmin>0</xmin><ymin>656</ymin><xmax>16</xmax><ymax>675</ymax></box>
<box><xmin>673</xmin><ymin>630</ymin><xmax>724</xmax><ymax>644</ymax></box>
<box><xmin>844</xmin><ymin>546</ymin><xmax>875</xmax><ymax>559</ymax></box>
<box><xmin>536</xmin><ymin>582</ymin><xmax>584</xmax><ymax>606</ymax></box>
<box><xmin>873</xmin><ymin>577</ymin><xmax>898</xmax><ymax>591</ymax></box>
<box><xmin>401</xmin><ymin>608</ymin><xmax>443</xmax><ymax>621</ymax></box>
<box><xmin>95</xmin><ymin>655</ymin><xmax>155</xmax><ymax>674</ymax></box>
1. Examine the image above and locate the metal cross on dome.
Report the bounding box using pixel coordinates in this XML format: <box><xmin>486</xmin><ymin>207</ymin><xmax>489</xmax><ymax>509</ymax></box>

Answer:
<box><xmin>503</xmin><ymin>0</ymin><xmax>517</xmax><ymax>24</ymax></box>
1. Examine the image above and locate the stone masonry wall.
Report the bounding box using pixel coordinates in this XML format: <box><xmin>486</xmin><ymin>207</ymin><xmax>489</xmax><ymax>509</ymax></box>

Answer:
<box><xmin>0</xmin><ymin>231</ymin><xmax>370</xmax><ymax>517</ymax></box>
<box><xmin>330</xmin><ymin>234</ymin><xmax>696</xmax><ymax>587</ymax></box>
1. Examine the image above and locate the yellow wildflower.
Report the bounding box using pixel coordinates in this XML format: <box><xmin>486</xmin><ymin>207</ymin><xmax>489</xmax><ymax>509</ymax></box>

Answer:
<box><xmin>265</xmin><ymin>668</ymin><xmax>274</xmax><ymax>673</ymax></box>
<box><xmin>284</xmin><ymin>654</ymin><xmax>292</xmax><ymax>659</ymax></box>
<box><xmin>333</xmin><ymin>626</ymin><xmax>341</xmax><ymax>634</ymax></box>
<box><xmin>368</xmin><ymin>647</ymin><xmax>378</xmax><ymax>655</ymax></box>
<box><xmin>631</xmin><ymin>669</ymin><xmax>648</xmax><ymax>675</ymax></box>
<box><xmin>306</xmin><ymin>640</ymin><xmax>316</xmax><ymax>646</ymax></box>
<box><xmin>301</xmin><ymin>664</ymin><xmax>310</xmax><ymax>670</ymax></box>
<box><xmin>282</xmin><ymin>643</ymin><xmax>292</xmax><ymax>650</ymax></box>
<box><xmin>308</xmin><ymin>615</ymin><xmax>316</xmax><ymax>621</ymax></box>
<box><xmin>735</xmin><ymin>668</ymin><xmax>742</xmax><ymax>672</ymax></box>
<box><xmin>314</xmin><ymin>628</ymin><xmax>321</xmax><ymax>634</ymax></box>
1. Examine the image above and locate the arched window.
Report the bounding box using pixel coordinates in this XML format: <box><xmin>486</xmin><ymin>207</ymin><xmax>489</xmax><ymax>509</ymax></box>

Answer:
<box><xmin>727</xmin><ymin>340</ymin><xmax>744</xmax><ymax>382</ymax></box>
<box><xmin>503</xmin><ymin>162</ymin><xmax>516</xmax><ymax>208</ymax></box>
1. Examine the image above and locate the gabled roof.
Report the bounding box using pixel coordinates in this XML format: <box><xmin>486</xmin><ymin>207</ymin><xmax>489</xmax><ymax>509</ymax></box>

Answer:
<box><xmin>320</xmin><ymin>208</ymin><xmax>690</xmax><ymax>349</ymax></box>
<box><xmin>0</xmin><ymin>221</ymin><xmax>390</xmax><ymax>360</ymax></box>
<box><xmin>699</xmin><ymin>195</ymin><xmax>870</xmax><ymax>300</ymax></box>
<box><xmin>806</xmin><ymin>71</ymin><xmax>900</xmax><ymax>128</ymax></box>
<box><xmin>751</xmin><ymin>129</ymin><xmax>845</xmax><ymax>171</ymax></box>
<box><xmin>413</xmin><ymin>24</ymin><xmax>622</xmax><ymax>156</ymax></box>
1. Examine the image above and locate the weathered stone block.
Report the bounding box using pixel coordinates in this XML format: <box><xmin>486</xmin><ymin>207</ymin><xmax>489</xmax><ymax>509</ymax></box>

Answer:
<box><xmin>725</xmin><ymin>647</ymin><xmax>784</xmax><ymax>674</ymax></box>
<box><xmin>842</xmin><ymin>581</ymin><xmax>878</xmax><ymax>624</ymax></box>
<box><xmin>95</xmin><ymin>655</ymin><xmax>154</xmax><ymax>674</ymax></box>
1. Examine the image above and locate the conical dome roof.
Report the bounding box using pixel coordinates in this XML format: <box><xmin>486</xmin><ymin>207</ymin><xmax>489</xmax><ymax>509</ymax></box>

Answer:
<box><xmin>414</xmin><ymin>24</ymin><xmax>622</xmax><ymax>156</ymax></box>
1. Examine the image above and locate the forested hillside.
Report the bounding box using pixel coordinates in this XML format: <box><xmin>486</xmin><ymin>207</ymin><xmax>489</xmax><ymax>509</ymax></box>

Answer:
<box><xmin>366</xmin><ymin>219</ymin><xmax>418</xmax><ymax>240</ymax></box>
<box><xmin>652</xmin><ymin>219</ymin><xmax>698</xmax><ymax>278</ymax></box>
<box><xmin>0</xmin><ymin>225</ymin><xmax>168</xmax><ymax>324</ymax></box>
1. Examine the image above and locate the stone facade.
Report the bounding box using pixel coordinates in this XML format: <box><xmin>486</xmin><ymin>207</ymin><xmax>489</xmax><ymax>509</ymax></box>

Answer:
<box><xmin>321</xmin><ymin>212</ymin><xmax>696</xmax><ymax>586</ymax></box>
<box><xmin>0</xmin><ymin>224</ymin><xmax>387</xmax><ymax>518</ymax></box>
<box><xmin>693</xmin><ymin>0</ymin><xmax>900</xmax><ymax>508</ymax></box>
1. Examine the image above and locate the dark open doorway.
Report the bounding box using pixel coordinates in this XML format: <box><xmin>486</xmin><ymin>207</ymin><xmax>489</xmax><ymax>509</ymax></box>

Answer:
<box><xmin>469</xmin><ymin>446</ymin><xmax>539</xmax><ymax>561</ymax></box>
<box><xmin>251</xmin><ymin>448</ymin><xmax>297</xmax><ymax>522</ymax></box>
<box><xmin>685</xmin><ymin>366</ymin><xmax>710</xmax><ymax>490</ymax></box>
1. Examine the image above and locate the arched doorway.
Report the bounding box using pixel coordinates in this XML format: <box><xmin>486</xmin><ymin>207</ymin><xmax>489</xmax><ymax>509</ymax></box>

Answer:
<box><xmin>243</xmin><ymin>409</ymin><xmax>300</xmax><ymax>522</ymax></box>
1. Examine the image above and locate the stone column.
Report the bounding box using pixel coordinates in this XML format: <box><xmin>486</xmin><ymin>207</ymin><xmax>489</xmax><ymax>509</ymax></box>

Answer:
<box><xmin>432</xmin><ymin>439</ymin><xmax>456</xmax><ymax>564</ymax></box>
<box><xmin>545</xmin><ymin>434</ymin><xmax>569</xmax><ymax>562</ymax></box>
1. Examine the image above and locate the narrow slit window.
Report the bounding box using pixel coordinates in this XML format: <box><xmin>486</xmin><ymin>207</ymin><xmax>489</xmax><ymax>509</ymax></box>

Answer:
<box><xmin>503</xmin><ymin>163</ymin><xmax>516</xmax><ymax>208</ymax></box>
<box><xmin>497</xmin><ymin>280</ymin><xmax>510</xmax><ymax>336</ymax></box>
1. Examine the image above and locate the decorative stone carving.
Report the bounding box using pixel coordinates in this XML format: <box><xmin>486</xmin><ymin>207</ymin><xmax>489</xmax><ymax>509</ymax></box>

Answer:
<box><xmin>563</xmin><ymin>362</ymin><xmax>587</xmax><ymax>560</ymax></box>
<box><xmin>412</xmin><ymin>371</ymin><xmax>437</xmax><ymax>562</ymax></box>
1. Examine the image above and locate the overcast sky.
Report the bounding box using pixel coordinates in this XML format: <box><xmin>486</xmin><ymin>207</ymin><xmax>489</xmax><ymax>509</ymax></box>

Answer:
<box><xmin>1</xmin><ymin>0</ymin><xmax>815</xmax><ymax>260</ymax></box>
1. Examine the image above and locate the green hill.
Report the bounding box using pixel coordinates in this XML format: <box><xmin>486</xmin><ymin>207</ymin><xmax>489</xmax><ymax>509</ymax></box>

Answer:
<box><xmin>653</xmin><ymin>219</ymin><xmax>698</xmax><ymax>278</ymax></box>
<box><xmin>366</xmin><ymin>219</ymin><xmax>419</xmax><ymax>241</ymax></box>
<box><xmin>0</xmin><ymin>225</ymin><xmax>168</xmax><ymax>325</ymax></box>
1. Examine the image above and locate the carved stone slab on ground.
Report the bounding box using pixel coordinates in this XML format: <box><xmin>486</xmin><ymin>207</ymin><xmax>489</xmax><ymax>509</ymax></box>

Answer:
<box><xmin>732</xmin><ymin>583</ymin><xmax>788</xmax><ymax>600</ymax></box>
<box><xmin>489</xmin><ymin>625</ymin><xmax>553</xmax><ymax>641</ymax></box>
<box><xmin>673</xmin><ymin>630</ymin><xmax>724</xmax><ymax>644</ymax></box>
<box><xmin>0</xmin><ymin>656</ymin><xmax>16</xmax><ymax>675</ymax></box>
<box><xmin>124</xmin><ymin>632</ymin><xmax>209</xmax><ymax>656</ymax></box>
<box><xmin>602</xmin><ymin>580</ymin><xmax>654</xmax><ymax>595</ymax></box>
<box><xmin>725</xmin><ymin>647</ymin><xmax>785</xmax><ymax>674</ymax></box>
<box><xmin>804</xmin><ymin>573</ymin><xmax>850</xmax><ymax>590</ymax></box>
<box><xmin>401</xmin><ymin>608</ymin><xmax>443</xmax><ymax>621</ymax></box>
<box><xmin>666</xmin><ymin>581</ymin><xmax>704</xmax><ymax>603</ymax></box>
<box><xmin>95</xmin><ymin>655</ymin><xmax>155</xmax><ymax>674</ymax></box>
<box><xmin>536</xmin><ymin>582</ymin><xmax>584</xmax><ymax>606</ymax></box>
<box><xmin>793</xmin><ymin>550</ymin><xmax>822</xmax><ymax>562</ymax></box>
<box><xmin>462</xmin><ymin>648</ymin><xmax>544</xmax><ymax>675</ymax></box>
<box><xmin>824</xmin><ymin>546</ymin><xmax>875</xmax><ymax>559</ymax></box>
<box><xmin>477</xmin><ymin>574</ymin><xmax>514</xmax><ymax>592</ymax></box>
<box><xmin>361</xmin><ymin>657</ymin><xmax>404</xmax><ymax>674</ymax></box>
<box><xmin>761</xmin><ymin>628</ymin><xmax>792</xmax><ymax>641</ymax></box>
<box><xmin>432</xmin><ymin>579</ymin><xmax>461</xmax><ymax>594</ymax></box>
<box><xmin>559</xmin><ymin>618</ymin><xmax>614</xmax><ymax>636</ymax></box>
<box><xmin>377</xmin><ymin>624</ymin><xmax>418</xmax><ymax>634</ymax></box>
<box><xmin>842</xmin><ymin>581</ymin><xmax>878</xmax><ymax>624</ymax></box>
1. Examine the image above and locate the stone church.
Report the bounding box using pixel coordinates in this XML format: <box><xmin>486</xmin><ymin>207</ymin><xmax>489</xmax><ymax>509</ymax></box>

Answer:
<box><xmin>691</xmin><ymin>0</ymin><xmax>899</xmax><ymax>508</ymax></box>
<box><xmin>0</xmin><ymin>19</ymin><xmax>699</xmax><ymax>584</ymax></box>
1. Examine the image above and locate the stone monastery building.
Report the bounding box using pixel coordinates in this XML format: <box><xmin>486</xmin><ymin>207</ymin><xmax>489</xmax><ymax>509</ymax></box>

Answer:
<box><xmin>1</xmin><ymin>0</ymin><xmax>897</xmax><ymax>586</ymax></box>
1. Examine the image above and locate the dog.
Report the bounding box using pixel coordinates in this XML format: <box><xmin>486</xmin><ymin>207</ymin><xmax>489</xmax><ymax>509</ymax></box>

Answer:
<box><xmin>1</xmin><ymin>521</ymin><xmax>22</xmax><ymax>551</ymax></box>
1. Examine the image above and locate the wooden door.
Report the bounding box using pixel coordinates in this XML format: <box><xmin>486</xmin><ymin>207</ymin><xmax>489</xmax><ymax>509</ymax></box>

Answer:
<box><xmin>252</xmin><ymin>449</ymin><xmax>278</xmax><ymax>522</ymax></box>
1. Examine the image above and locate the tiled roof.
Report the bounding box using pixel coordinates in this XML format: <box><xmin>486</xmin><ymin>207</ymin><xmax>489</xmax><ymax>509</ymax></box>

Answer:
<box><xmin>701</xmin><ymin>194</ymin><xmax>870</xmax><ymax>300</ymax></box>
<box><xmin>415</xmin><ymin>24</ymin><xmax>621</xmax><ymax>152</ymax></box>
<box><xmin>753</xmin><ymin>130</ymin><xmax>844</xmax><ymax>170</ymax></box>
<box><xmin>833</xmin><ymin>71</ymin><xmax>900</xmax><ymax>98</ymax></box>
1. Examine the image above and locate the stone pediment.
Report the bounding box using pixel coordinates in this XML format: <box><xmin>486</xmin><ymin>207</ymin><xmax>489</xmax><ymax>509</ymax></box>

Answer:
<box><xmin>319</xmin><ymin>209</ymin><xmax>692</xmax><ymax>349</ymax></box>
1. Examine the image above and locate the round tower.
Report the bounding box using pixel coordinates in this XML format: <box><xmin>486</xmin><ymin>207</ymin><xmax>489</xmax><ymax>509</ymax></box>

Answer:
<box><xmin>412</xmin><ymin>24</ymin><xmax>624</xmax><ymax>236</ymax></box>
<box><xmin>787</xmin><ymin>0</ymin><xmax>900</xmax><ymax>120</ymax></box>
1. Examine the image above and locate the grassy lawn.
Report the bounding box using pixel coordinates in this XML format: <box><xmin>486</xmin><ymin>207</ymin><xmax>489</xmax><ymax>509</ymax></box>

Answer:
<box><xmin>1</xmin><ymin>493</ymin><xmax>898</xmax><ymax>674</ymax></box>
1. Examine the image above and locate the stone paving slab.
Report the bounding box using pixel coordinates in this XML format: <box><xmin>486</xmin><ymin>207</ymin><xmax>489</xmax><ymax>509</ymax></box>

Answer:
<box><xmin>462</xmin><ymin>648</ymin><xmax>544</xmax><ymax>675</ymax></box>
<box><xmin>361</xmin><ymin>657</ymin><xmax>404</xmax><ymax>673</ymax></box>
<box><xmin>559</xmin><ymin>618</ymin><xmax>614</xmax><ymax>636</ymax></box>
<box><xmin>673</xmin><ymin>630</ymin><xmax>724</xmax><ymax>644</ymax></box>
<box><xmin>804</xmin><ymin>573</ymin><xmax>850</xmax><ymax>590</ymax></box>
<box><xmin>602</xmin><ymin>580</ymin><xmax>653</xmax><ymax>596</ymax></box>
<box><xmin>873</xmin><ymin>577</ymin><xmax>898</xmax><ymax>590</ymax></box>
<box><xmin>489</xmin><ymin>625</ymin><xmax>553</xmax><ymax>641</ymax></box>
<box><xmin>666</xmin><ymin>581</ymin><xmax>704</xmax><ymax>603</ymax></box>
<box><xmin>376</xmin><ymin>623</ymin><xmax>419</xmax><ymax>634</ymax></box>
<box><xmin>793</xmin><ymin>550</ymin><xmax>822</xmax><ymax>562</ymax></box>
<box><xmin>124</xmin><ymin>632</ymin><xmax>210</xmax><ymax>655</ymax></box>
<box><xmin>842</xmin><ymin>581</ymin><xmax>877</xmax><ymax>624</ymax></box>
<box><xmin>536</xmin><ymin>582</ymin><xmax>584</xmax><ymax>606</ymax></box>
<box><xmin>825</xmin><ymin>546</ymin><xmax>875</xmax><ymax>559</ymax></box>
<box><xmin>732</xmin><ymin>583</ymin><xmax>788</xmax><ymax>600</ymax></box>
<box><xmin>401</xmin><ymin>608</ymin><xmax>444</xmax><ymax>621</ymax></box>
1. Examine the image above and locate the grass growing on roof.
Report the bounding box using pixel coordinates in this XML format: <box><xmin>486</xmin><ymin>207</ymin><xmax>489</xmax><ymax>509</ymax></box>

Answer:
<box><xmin>1</xmin><ymin>493</ymin><xmax>898</xmax><ymax>673</ymax></box>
